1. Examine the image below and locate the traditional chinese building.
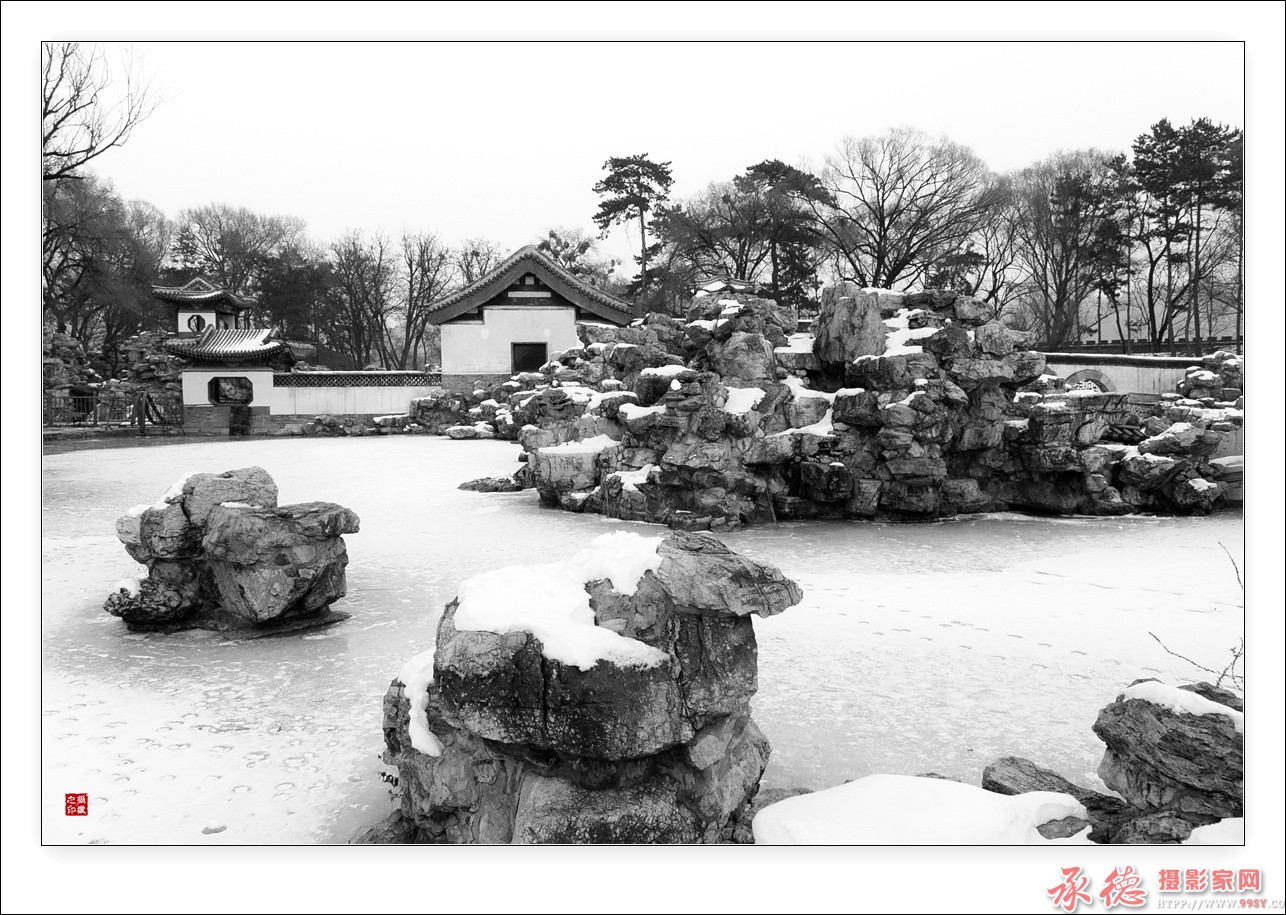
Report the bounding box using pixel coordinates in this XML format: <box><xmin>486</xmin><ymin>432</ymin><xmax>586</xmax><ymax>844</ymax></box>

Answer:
<box><xmin>152</xmin><ymin>276</ymin><xmax>257</xmax><ymax>334</ymax></box>
<box><xmin>149</xmin><ymin>277</ymin><xmax>436</xmax><ymax>435</ymax></box>
<box><xmin>155</xmin><ymin>278</ymin><xmax>294</xmax><ymax>434</ymax></box>
<box><xmin>426</xmin><ymin>245</ymin><xmax>633</xmax><ymax>390</ymax></box>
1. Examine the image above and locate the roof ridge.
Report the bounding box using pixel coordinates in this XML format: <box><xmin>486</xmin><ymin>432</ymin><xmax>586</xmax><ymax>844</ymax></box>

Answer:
<box><xmin>426</xmin><ymin>245</ymin><xmax>632</xmax><ymax>322</ymax></box>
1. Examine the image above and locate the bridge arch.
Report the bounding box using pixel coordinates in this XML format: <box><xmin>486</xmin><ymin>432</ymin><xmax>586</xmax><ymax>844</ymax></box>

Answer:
<box><xmin>1063</xmin><ymin>369</ymin><xmax>1115</xmax><ymax>392</ymax></box>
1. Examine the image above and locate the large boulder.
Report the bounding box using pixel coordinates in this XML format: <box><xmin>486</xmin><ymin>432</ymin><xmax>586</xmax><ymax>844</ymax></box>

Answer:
<box><xmin>1093</xmin><ymin>680</ymin><xmax>1243</xmax><ymax>822</ymax></box>
<box><xmin>105</xmin><ymin>468</ymin><xmax>359</xmax><ymax>634</ymax></box>
<box><xmin>529</xmin><ymin>435</ymin><xmax>622</xmax><ymax>496</ymax></box>
<box><xmin>180</xmin><ymin>466</ymin><xmax>278</xmax><ymax>526</ymax></box>
<box><xmin>981</xmin><ymin>756</ymin><xmax>1131</xmax><ymax>843</ymax></box>
<box><xmin>409</xmin><ymin>388</ymin><xmax>466</xmax><ymax>433</ymax></box>
<box><xmin>375</xmin><ymin>530</ymin><xmax>803</xmax><ymax>844</ymax></box>
<box><xmin>813</xmin><ymin>284</ymin><xmax>903</xmax><ymax>367</ymax></box>
<box><xmin>202</xmin><ymin>502</ymin><xmax>360</xmax><ymax>624</ymax></box>
<box><xmin>706</xmin><ymin>332</ymin><xmax>776</xmax><ymax>386</ymax></box>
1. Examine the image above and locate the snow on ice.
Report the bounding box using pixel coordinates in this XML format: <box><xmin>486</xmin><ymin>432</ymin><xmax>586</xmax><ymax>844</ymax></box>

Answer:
<box><xmin>752</xmin><ymin>773</ymin><xmax>1091</xmax><ymax>844</ymax></box>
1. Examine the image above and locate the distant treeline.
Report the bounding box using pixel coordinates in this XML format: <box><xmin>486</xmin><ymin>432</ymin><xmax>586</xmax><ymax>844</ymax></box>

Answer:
<box><xmin>43</xmin><ymin>43</ymin><xmax>1242</xmax><ymax>374</ymax></box>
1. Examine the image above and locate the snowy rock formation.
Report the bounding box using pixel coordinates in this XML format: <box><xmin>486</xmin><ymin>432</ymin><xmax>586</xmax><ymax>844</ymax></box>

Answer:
<box><xmin>457</xmin><ymin>287</ymin><xmax>1238</xmax><ymax>526</ymax></box>
<box><xmin>1094</xmin><ymin>680</ymin><xmax>1243</xmax><ymax>828</ymax></box>
<box><xmin>1175</xmin><ymin>351</ymin><xmax>1244</xmax><ymax>403</ymax></box>
<box><xmin>367</xmin><ymin>531</ymin><xmax>803</xmax><ymax>844</ymax></box>
<box><xmin>974</xmin><ymin>679</ymin><xmax>1243</xmax><ymax>844</ymax></box>
<box><xmin>105</xmin><ymin>467</ymin><xmax>359</xmax><ymax>634</ymax></box>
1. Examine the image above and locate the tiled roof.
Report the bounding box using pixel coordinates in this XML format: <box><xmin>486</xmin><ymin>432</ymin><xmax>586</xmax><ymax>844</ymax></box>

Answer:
<box><xmin>426</xmin><ymin>245</ymin><xmax>633</xmax><ymax>325</ymax></box>
<box><xmin>164</xmin><ymin>329</ymin><xmax>288</xmax><ymax>364</ymax></box>
<box><xmin>152</xmin><ymin>278</ymin><xmax>257</xmax><ymax>311</ymax></box>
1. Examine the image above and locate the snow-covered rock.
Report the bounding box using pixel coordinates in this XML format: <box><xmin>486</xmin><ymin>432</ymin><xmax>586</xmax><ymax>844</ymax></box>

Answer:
<box><xmin>377</xmin><ymin>530</ymin><xmax>803</xmax><ymax>844</ymax></box>
<box><xmin>1094</xmin><ymin>679</ymin><xmax>1243</xmax><ymax>824</ymax></box>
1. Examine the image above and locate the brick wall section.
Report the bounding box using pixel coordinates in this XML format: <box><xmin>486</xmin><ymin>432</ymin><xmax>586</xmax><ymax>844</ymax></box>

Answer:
<box><xmin>440</xmin><ymin>373</ymin><xmax>513</xmax><ymax>393</ymax></box>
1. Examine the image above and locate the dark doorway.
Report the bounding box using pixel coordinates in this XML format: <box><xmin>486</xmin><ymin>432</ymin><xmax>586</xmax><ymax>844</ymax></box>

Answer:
<box><xmin>512</xmin><ymin>342</ymin><xmax>548</xmax><ymax>373</ymax></box>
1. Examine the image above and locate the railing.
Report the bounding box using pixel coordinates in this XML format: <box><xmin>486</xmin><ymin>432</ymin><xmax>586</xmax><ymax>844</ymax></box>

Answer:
<box><xmin>43</xmin><ymin>391</ymin><xmax>184</xmax><ymax>431</ymax></box>
<box><xmin>273</xmin><ymin>370</ymin><xmax>442</xmax><ymax>387</ymax></box>
<box><xmin>1036</xmin><ymin>338</ymin><xmax>1243</xmax><ymax>356</ymax></box>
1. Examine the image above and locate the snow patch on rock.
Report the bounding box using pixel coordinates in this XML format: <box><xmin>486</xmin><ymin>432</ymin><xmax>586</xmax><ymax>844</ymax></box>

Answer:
<box><xmin>452</xmin><ymin>532</ymin><xmax>669</xmax><ymax>670</ymax></box>
<box><xmin>397</xmin><ymin>648</ymin><xmax>443</xmax><ymax>757</ymax></box>
<box><xmin>640</xmin><ymin>364</ymin><xmax>691</xmax><ymax>379</ymax></box>
<box><xmin>538</xmin><ymin>433</ymin><xmax>620</xmax><ymax>455</ymax></box>
<box><xmin>1120</xmin><ymin>680</ymin><xmax>1244</xmax><ymax>734</ymax></box>
<box><xmin>724</xmin><ymin>387</ymin><xmax>766</xmax><ymax>414</ymax></box>
<box><xmin>784</xmin><ymin>376</ymin><xmax>836</xmax><ymax>402</ymax></box>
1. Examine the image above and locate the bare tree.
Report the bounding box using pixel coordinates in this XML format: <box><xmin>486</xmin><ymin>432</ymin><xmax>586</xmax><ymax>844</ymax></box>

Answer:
<box><xmin>927</xmin><ymin>176</ymin><xmax>1022</xmax><ymax>316</ymax></box>
<box><xmin>42</xmin><ymin>42</ymin><xmax>157</xmax><ymax>183</ymax></box>
<box><xmin>453</xmin><ymin>238</ymin><xmax>505</xmax><ymax>284</ymax></box>
<box><xmin>391</xmin><ymin>231</ymin><xmax>454</xmax><ymax>369</ymax></box>
<box><xmin>172</xmin><ymin>204</ymin><xmax>306</xmax><ymax>294</ymax></box>
<box><xmin>535</xmin><ymin>227</ymin><xmax>620</xmax><ymax>289</ymax></box>
<box><xmin>653</xmin><ymin>181</ymin><xmax>775</xmax><ymax>284</ymax></box>
<box><xmin>813</xmin><ymin>128</ymin><xmax>1003</xmax><ymax>289</ymax></box>
<box><xmin>326</xmin><ymin>231</ymin><xmax>397</xmax><ymax>368</ymax></box>
<box><xmin>1007</xmin><ymin>151</ymin><xmax>1125</xmax><ymax>347</ymax></box>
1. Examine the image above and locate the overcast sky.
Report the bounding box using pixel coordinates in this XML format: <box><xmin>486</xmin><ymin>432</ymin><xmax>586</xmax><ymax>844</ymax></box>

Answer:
<box><xmin>87</xmin><ymin>41</ymin><xmax>1245</xmax><ymax>267</ymax></box>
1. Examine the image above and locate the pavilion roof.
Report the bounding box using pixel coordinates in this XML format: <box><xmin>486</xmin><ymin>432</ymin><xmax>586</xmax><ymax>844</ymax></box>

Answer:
<box><xmin>152</xmin><ymin>277</ymin><xmax>257</xmax><ymax>313</ymax></box>
<box><xmin>164</xmin><ymin>328</ymin><xmax>289</xmax><ymax>364</ymax></box>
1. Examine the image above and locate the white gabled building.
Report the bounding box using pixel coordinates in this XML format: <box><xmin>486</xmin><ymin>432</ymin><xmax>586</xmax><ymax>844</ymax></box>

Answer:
<box><xmin>426</xmin><ymin>246</ymin><xmax>633</xmax><ymax>391</ymax></box>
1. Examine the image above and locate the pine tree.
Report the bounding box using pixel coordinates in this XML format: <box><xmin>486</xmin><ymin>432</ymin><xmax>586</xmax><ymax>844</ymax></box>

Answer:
<box><xmin>1175</xmin><ymin>118</ymin><xmax>1242</xmax><ymax>350</ymax></box>
<box><xmin>591</xmin><ymin>154</ymin><xmax>674</xmax><ymax>297</ymax></box>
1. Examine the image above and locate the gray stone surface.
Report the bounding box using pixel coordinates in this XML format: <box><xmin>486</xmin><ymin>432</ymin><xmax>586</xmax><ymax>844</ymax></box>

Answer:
<box><xmin>374</xmin><ymin>531</ymin><xmax>801</xmax><ymax>844</ymax></box>
<box><xmin>105</xmin><ymin>468</ymin><xmax>358</xmax><ymax>633</ymax></box>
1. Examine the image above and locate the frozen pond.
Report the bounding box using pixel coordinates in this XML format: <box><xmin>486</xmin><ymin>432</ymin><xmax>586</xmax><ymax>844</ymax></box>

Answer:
<box><xmin>41</xmin><ymin>437</ymin><xmax>1244</xmax><ymax>844</ymax></box>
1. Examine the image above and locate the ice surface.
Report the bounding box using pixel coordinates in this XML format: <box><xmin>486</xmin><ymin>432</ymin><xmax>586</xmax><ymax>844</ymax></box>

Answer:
<box><xmin>752</xmin><ymin>773</ymin><xmax>1091</xmax><ymax>844</ymax></box>
<box><xmin>40</xmin><ymin>438</ymin><xmax>1243</xmax><ymax>844</ymax></box>
<box><xmin>453</xmin><ymin>532</ymin><xmax>668</xmax><ymax>669</ymax></box>
<box><xmin>1121</xmin><ymin>680</ymin><xmax>1244</xmax><ymax>733</ymax></box>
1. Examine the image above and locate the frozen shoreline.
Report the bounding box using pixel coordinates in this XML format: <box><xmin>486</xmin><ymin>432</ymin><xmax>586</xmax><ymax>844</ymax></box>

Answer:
<box><xmin>41</xmin><ymin>437</ymin><xmax>1243</xmax><ymax>844</ymax></box>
